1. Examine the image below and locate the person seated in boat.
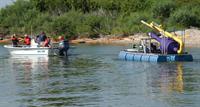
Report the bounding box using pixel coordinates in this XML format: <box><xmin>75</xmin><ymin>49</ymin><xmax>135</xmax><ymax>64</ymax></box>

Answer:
<box><xmin>132</xmin><ymin>44</ymin><xmax>137</xmax><ymax>48</ymax></box>
<box><xmin>150</xmin><ymin>43</ymin><xmax>161</xmax><ymax>53</ymax></box>
<box><xmin>11</xmin><ymin>34</ymin><xmax>19</xmax><ymax>47</ymax></box>
<box><xmin>43</xmin><ymin>36</ymin><xmax>51</xmax><ymax>47</ymax></box>
<box><xmin>58</xmin><ymin>36</ymin><xmax>69</xmax><ymax>56</ymax></box>
<box><xmin>34</xmin><ymin>35</ymin><xmax>40</xmax><ymax>44</ymax></box>
<box><xmin>150</xmin><ymin>43</ymin><xmax>157</xmax><ymax>53</ymax></box>
<box><xmin>24</xmin><ymin>34</ymin><xmax>31</xmax><ymax>46</ymax></box>
<box><xmin>38</xmin><ymin>32</ymin><xmax>47</xmax><ymax>46</ymax></box>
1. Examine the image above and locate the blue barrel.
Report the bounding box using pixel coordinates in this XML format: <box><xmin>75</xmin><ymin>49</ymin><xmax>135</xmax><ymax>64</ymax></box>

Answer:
<box><xmin>134</xmin><ymin>54</ymin><xmax>142</xmax><ymax>61</ymax></box>
<box><xmin>157</xmin><ymin>55</ymin><xmax>167</xmax><ymax>62</ymax></box>
<box><xmin>141</xmin><ymin>55</ymin><xmax>150</xmax><ymax>62</ymax></box>
<box><xmin>118</xmin><ymin>51</ymin><xmax>127</xmax><ymax>60</ymax></box>
<box><xmin>182</xmin><ymin>54</ymin><xmax>193</xmax><ymax>61</ymax></box>
<box><xmin>149</xmin><ymin>55</ymin><xmax>159</xmax><ymax>62</ymax></box>
<box><xmin>175</xmin><ymin>54</ymin><xmax>193</xmax><ymax>61</ymax></box>
<box><xmin>125</xmin><ymin>53</ymin><xmax>134</xmax><ymax>61</ymax></box>
<box><xmin>166</xmin><ymin>54</ymin><xmax>193</xmax><ymax>61</ymax></box>
<box><xmin>167</xmin><ymin>55</ymin><xmax>176</xmax><ymax>61</ymax></box>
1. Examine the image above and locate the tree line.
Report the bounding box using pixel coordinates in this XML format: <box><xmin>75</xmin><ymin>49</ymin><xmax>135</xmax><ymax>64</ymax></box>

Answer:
<box><xmin>0</xmin><ymin>0</ymin><xmax>200</xmax><ymax>39</ymax></box>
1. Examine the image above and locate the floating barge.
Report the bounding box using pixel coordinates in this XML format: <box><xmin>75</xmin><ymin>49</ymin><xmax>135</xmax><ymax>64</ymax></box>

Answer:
<box><xmin>118</xmin><ymin>20</ymin><xmax>193</xmax><ymax>62</ymax></box>
<box><xmin>119</xmin><ymin>50</ymin><xmax>193</xmax><ymax>62</ymax></box>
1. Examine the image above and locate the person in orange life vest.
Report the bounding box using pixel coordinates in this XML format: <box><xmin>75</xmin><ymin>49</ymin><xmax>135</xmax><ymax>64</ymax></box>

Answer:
<box><xmin>24</xmin><ymin>34</ymin><xmax>31</xmax><ymax>46</ymax></box>
<box><xmin>11</xmin><ymin>34</ymin><xmax>19</xmax><ymax>47</ymax></box>
<box><xmin>43</xmin><ymin>37</ymin><xmax>51</xmax><ymax>47</ymax></box>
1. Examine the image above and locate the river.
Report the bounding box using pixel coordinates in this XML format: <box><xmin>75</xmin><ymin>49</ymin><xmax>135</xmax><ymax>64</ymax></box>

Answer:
<box><xmin>0</xmin><ymin>44</ymin><xmax>200</xmax><ymax>107</ymax></box>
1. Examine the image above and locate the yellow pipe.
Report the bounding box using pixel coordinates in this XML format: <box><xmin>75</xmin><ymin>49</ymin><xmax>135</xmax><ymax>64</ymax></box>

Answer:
<box><xmin>141</xmin><ymin>20</ymin><xmax>183</xmax><ymax>54</ymax></box>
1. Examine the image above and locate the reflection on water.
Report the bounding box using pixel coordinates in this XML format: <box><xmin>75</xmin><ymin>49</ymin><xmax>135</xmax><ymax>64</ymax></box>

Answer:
<box><xmin>174</xmin><ymin>63</ymin><xmax>183</xmax><ymax>93</ymax></box>
<box><xmin>8</xmin><ymin>55</ymin><xmax>102</xmax><ymax>107</ymax></box>
<box><xmin>159</xmin><ymin>63</ymin><xmax>184</xmax><ymax>93</ymax></box>
<box><xmin>147</xmin><ymin>61</ymin><xmax>200</xmax><ymax>107</ymax></box>
<box><xmin>0</xmin><ymin>45</ymin><xmax>200</xmax><ymax>107</ymax></box>
<box><xmin>10</xmin><ymin>55</ymin><xmax>49</xmax><ymax>81</ymax></box>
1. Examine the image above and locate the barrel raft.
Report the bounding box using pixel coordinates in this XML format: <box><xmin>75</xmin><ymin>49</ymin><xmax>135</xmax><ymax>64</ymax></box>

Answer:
<box><xmin>118</xmin><ymin>51</ymin><xmax>193</xmax><ymax>62</ymax></box>
<box><xmin>118</xmin><ymin>20</ymin><xmax>193</xmax><ymax>62</ymax></box>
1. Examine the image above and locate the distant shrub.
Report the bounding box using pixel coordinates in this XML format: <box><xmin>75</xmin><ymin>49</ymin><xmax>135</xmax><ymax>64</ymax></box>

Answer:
<box><xmin>0</xmin><ymin>0</ymin><xmax>37</xmax><ymax>34</ymax></box>
<box><xmin>120</xmin><ymin>0</ymin><xmax>151</xmax><ymax>13</ymax></box>
<box><xmin>81</xmin><ymin>14</ymin><xmax>103</xmax><ymax>38</ymax></box>
<box><xmin>84</xmin><ymin>15</ymin><xmax>101</xmax><ymax>31</ymax></box>
<box><xmin>50</xmin><ymin>11</ymin><xmax>83</xmax><ymax>38</ymax></box>
<box><xmin>152</xmin><ymin>1</ymin><xmax>175</xmax><ymax>21</ymax></box>
<box><xmin>29</xmin><ymin>13</ymin><xmax>53</xmax><ymax>34</ymax></box>
<box><xmin>169</xmin><ymin>6</ymin><xmax>200</xmax><ymax>28</ymax></box>
<box><xmin>2</xmin><ymin>0</ymin><xmax>200</xmax><ymax>37</ymax></box>
<box><xmin>113</xmin><ymin>12</ymin><xmax>152</xmax><ymax>35</ymax></box>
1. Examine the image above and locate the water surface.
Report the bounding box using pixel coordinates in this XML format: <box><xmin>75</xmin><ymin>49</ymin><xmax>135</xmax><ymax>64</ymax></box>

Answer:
<box><xmin>0</xmin><ymin>45</ymin><xmax>200</xmax><ymax>107</ymax></box>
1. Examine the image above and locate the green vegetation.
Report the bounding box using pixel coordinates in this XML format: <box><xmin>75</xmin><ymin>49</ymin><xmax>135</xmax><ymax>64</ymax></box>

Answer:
<box><xmin>0</xmin><ymin>0</ymin><xmax>200</xmax><ymax>39</ymax></box>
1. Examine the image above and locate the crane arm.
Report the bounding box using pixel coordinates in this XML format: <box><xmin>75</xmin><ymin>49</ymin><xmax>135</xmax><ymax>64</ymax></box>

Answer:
<box><xmin>141</xmin><ymin>20</ymin><xmax>183</xmax><ymax>54</ymax></box>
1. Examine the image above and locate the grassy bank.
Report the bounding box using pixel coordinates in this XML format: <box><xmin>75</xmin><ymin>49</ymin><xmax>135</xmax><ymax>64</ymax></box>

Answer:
<box><xmin>0</xmin><ymin>0</ymin><xmax>200</xmax><ymax>39</ymax></box>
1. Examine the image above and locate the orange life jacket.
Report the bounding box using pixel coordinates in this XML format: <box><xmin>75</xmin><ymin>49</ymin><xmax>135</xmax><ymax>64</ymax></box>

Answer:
<box><xmin>24</xmin><ymin>37</ymin><xmax>31</xmax><ymax>45</ymax></box>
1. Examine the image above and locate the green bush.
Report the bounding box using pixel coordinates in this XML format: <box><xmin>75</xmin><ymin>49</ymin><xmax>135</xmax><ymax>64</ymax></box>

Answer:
<box><xmin>120</xmin><ymin>0</ymin><xmax>151</xmax><ymax>13</ymax></box>
<box><xmin>1</xmin><ymin>0</ymin><xmax>200</xmax><ymax>38</ymax></box>
<box><xmin>169</xmin><ymin>6</ymin><xmax>200</xmax><ymax>28</ymax></box>
<box><xmin>152</xmin><ymin>0</ymin><xmax>175</xmax><ymax>21</ymax></box>
<box><xmin>113</xmin><ymin>12</ymin><xmax>152</xmax><ymax>35</ymax></box>
<box><xmin>0</xmin><ymin>0</ymin><xmax>37</xmax><ymax>34</ymax></box>
<box><xmin>50</xmin><ymin>11</ymin><xmax>83</xmax><ymax>38</ymax></box>
<box><xmin>81</xmin><ymin>14</ymin><xmax>103</xmax><ymax>38</ymax></box>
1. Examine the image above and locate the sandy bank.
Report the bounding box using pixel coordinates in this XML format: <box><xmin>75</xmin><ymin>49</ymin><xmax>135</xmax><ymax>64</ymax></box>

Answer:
<box><xmin>183</xmin><ymin>28</ymin><xmax>200</xmax><ymax>47</ymax></box>
<box><xmin>71</xmin><ymin>28</ymin><xmax>200</xmax><ymax>47</ymax></box>
<box><xmin>0</xmin><ymin>28</ymin><xmax>200</xmax><ymax>47</ymax></box>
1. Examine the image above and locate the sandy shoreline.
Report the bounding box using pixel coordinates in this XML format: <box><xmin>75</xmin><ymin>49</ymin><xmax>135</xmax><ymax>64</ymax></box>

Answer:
<box><xmin>71</xmin><ymin>28</ymin><xmax>200</xmax><ymax>47</ymax></box>
<box><xmin>1</xmin><ymin>28</ymin><xmax>200</xmax><ymax>47</ymax></box>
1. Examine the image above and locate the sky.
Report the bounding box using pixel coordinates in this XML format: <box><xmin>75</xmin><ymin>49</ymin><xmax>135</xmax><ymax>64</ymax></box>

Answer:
<box><xmin>0</xmin><ymin>0</ymin><xmax>15</xmax><ymax>8</ymax></box>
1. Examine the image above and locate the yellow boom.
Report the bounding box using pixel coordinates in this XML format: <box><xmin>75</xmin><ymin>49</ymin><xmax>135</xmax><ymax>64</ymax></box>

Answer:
<box><xmin>141</xmin><ymin>20</ymin><xmax>183</xmax><ymax>54</ymax></box>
